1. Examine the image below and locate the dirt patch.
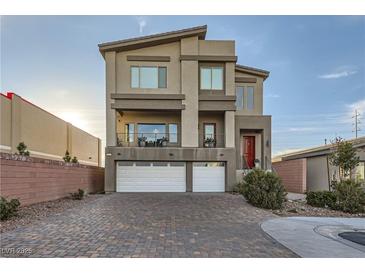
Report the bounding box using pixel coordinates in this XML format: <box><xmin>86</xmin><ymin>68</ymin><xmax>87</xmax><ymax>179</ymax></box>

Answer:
<box><xmin>271</xmin><ymin>199</ymin><xmax>365</xmax><ymax>218</ymax></box>
<box><xmin>0</xmin><ymin>194</ymin><xmax>104</xmax><ymax>233</ymax></box>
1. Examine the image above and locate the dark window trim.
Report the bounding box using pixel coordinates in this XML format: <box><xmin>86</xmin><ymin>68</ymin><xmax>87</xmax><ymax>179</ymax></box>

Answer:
<box><xmin>203</xmin><ymin>123</ymin><xmax>216</xmax><ymax>140</ymax></box>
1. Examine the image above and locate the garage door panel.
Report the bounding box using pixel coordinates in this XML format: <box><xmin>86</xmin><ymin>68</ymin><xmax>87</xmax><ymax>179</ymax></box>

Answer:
<box><xmin>193</xmin><ymin>162</ymin><xmax>225</xmax><ymax>192</ymax></box>
<box><xmin>117</xmin><ymin>162</ymin><xmax>186</xmax><ymax>192</ymax></box>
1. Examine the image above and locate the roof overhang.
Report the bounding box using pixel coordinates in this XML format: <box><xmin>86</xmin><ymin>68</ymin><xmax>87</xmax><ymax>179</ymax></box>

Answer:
<box><xmin>98</xmin><ymin>25</ymin><xmax>207</xmax><ymax>57</ymax></box>
<box><xmin>235</xmin><ymin>64</ymin><xmax>270</xmax><ymax>80</ymax></box>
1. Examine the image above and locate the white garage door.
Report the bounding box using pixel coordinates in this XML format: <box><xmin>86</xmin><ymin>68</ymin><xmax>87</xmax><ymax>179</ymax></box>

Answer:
<box><xmin>116</xmin><ymin>161</ymin><xmax>186</xmax><ymax>192</ymax></box>
<box><xmin>193</xmin><ymin>162</ymin><xmax>225</xmax><ymax>192</ymax></box>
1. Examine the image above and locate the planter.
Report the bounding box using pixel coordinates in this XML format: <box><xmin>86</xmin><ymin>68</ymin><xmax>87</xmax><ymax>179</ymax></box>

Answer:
<box><xmin>138</xmin><ymin>141</ymin><xmax>146</xmax><ymax>147</ymax></box>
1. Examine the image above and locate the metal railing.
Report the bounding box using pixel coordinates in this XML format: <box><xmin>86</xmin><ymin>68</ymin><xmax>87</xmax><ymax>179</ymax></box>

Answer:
<box><xmin>116</xmin><ymin>133</ymin><xmax>178</xmax><ymax>147</ymax></box>
<box><xmin>200</xmin><ymin>133</ymin><xmax>225</xmax><ymax>148</ymax></box>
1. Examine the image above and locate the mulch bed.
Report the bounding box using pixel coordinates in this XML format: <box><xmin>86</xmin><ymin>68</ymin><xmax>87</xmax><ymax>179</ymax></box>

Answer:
<box><xmin>271</xmin><ymin>199</ymin><xmax>365</xmax><ymax>218</ymax></box>
<box><xmin>0</xmin><ymin>194</ymin><xmax>104</xmax><ymax>233</ymax></box>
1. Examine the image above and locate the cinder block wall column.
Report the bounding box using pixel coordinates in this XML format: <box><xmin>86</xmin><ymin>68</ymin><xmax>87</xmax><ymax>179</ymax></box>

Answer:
<box><xmin>10</xmin><ymin>94</ymin><xmax>22</xmax><ymax>153</ymax></box>
<box><xmin>181</xmin><ymin>37</ymin><xmax>199</xmax><ymax>147</ymax></box>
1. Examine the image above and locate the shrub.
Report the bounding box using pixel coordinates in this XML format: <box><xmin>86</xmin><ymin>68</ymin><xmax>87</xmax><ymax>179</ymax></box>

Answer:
<box><xmin>332</xmin><ymin>179</ymin><xmax>365</xmax><ymax>213</ymax></box>
<box><xmin>71</xmin><ymin>156</ymin><xmax>78</xmax><ymax>164</ymax></box>
<box><xmin>71</xmin><ymin>189</ymin><xmax>85</xmax><ymax>200</ymax></box>
<box><xmin>238</xmin><ymin>169</ymin><xmax>287</xmax><ymax>210</ymax></box>
<box><xmin>0</xmin><ymin>197</ymin><xmax>21</xmax><ymax>221</ymax></box>
<box><xmin>63</xmin><ymin>150</ymin><xmax>71</xmax><ymax>162</ymax></box>
<box><xmin>16</xmin><ymin>142</ymin><xmax>30</xmax><ymax>156</ymax></box>
<box><xmin>306</xmin><ymin>191</ymin><xmax>337</xmax><ymax>208</ymax></box>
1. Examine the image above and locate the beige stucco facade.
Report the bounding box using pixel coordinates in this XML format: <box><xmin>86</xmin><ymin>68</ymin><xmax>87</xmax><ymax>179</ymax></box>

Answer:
<box><xmin>0</xmin><ymin>93</ymin><xmax>102</xmax><ymax>166</ymax></box>
<box><xmin>100</xmin><ymin>25</ymin><xmax>272</xmax><ymax>192</ymax></box>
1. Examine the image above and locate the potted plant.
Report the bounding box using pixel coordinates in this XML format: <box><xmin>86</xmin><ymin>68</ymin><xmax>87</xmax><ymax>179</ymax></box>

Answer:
<box><xmin>204</xmin><ymin>137</ymin><xmax>216</xmax><ymax>148</ymax></box>
<box><xmin>138</xmin><ymin>136</ymin><xmax>147</xmax><ymax>147</ymax></box>
<box><xmin>254</xmin><ymin>159</ymin><xmax>260</xmax><ymax>168</ymax></box>
<box><xmin>160</xmin><ymin>137</ymin><xmax>168</xmax><ymax>147</ymax></box>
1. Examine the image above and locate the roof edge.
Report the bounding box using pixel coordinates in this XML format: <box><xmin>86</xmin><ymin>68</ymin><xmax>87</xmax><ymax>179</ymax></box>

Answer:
<box><xmin>235</xmin><ymin>64</ymin><xmax>270</xmax><ymax>80</ymax></box>
<box><xmin>98</xmin><ymin>25</ymin><xmax>207</xmax><ymax>53</ymax></box>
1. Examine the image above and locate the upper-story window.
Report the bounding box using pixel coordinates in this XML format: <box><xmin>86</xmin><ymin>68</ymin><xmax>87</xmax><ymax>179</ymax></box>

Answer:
<box><xmin>200</xmin><ymin>66</ymin><xmax>224</xmax><ymax>90</ymax></box>
<box><xmin>131</xmin><ymin>66</ymin><xmax>167</xmax><ymax>89</ymax></box>
<box><xmin>236</xmin><ymin>86</ymin><xmax>254</xmax><ymax>110</ymax></box>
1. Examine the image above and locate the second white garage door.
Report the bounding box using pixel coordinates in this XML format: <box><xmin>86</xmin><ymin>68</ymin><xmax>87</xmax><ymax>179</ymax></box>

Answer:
<box><xmin>193</xmin><ymin>162</ymin><xmax>225</xmax><ymax>192</ymax></box>
<box><xmin>117</xmin><ymin>162</ymin><xmax>186</xmax><ymax>192</ymax></box>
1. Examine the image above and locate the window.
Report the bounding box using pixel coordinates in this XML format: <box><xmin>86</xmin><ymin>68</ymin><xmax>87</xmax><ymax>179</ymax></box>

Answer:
<box><xmin>137</xmin><ymin>124</ymin><xmax>166</xmax><ymax>141</ymax></box>
<box><xmin>200</xmin><ymin>67</ymin><xmax>223</xmax><ymax>90</ymax></box>
<box><xmin>235</xmin><ymin>87</ymin><xmax>244</xmax><ymax>110</ymax></box>
<box><xmin>124</xmin><ymin>123</ymin><xmax>134</xmax><ymax>143</ymax></box>
<box><xmin>131</xmin><ymin>66</ymin><xmax>167</xmax><ymax>89</ymax></box>
<box><xmin>168</xmin><ymin>124</ymin><xmax>178</xmax><ymax>143</ymax></box>
<box><xmin>204</xmin><ymin>124</ymin><xmax>216</xmax><ymax>139</ymax></box>
<box><xmin>247</xmin><ymin>87</ymin><xmax>254</xmax><ymax>110</ymax></box>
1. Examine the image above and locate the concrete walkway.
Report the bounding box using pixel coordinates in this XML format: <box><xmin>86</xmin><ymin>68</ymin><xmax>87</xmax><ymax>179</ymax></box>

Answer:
<box><xmin>261</xmin><ymin>217</ymin><xmax>365</xmax><ymax>258</ymax></box>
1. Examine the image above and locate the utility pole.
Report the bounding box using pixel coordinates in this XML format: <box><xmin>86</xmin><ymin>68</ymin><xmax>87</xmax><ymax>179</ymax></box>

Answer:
<box><xmin>352</xmin><ymin>109</ymin><xmax>361</xmax><ymax>138</ymax></box>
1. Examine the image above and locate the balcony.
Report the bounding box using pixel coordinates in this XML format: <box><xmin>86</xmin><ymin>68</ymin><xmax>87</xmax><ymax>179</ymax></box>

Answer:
<box><xmin>199</xmin><ymin>133</ymin><xmax>225</xmax><ymax>148</ymax></box>
<box><xmin>116</xmin><ymin>133</ymin><xmax>179</xmax><ymax>148</ymax></box>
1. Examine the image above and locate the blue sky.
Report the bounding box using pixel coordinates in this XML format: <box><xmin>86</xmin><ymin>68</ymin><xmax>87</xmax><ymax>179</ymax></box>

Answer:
<box><xmin>1</xmin><ymin>16</ymin><xmax>365</xmax><ymax>156</ymax></box>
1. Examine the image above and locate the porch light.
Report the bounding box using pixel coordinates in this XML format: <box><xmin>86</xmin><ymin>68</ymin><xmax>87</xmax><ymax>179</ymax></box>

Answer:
<box><xmin>266</xmin><ymin>140</ymin><xmax>270</xmax><ymax>147</ymax></box>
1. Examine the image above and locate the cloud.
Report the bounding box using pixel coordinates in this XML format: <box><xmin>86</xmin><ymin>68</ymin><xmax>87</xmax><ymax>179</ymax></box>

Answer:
<box><xmin>265</xmin><ymin>93</ymin><xmax>280</xmax><ymax>98</ymax></box>
<box><xmin>346</xmin><ymin>98</ymin><xmax>365</xmax><ymax>118</ymax></box>
<box><xmin>136</xmin><ymin>17</ymin><xmax>147</xmax><ymax>34</ymax></box>
<box><xmin>318</xmin><ymin>67</ymin><xmax>357</xmax><ymax>79</ymax></box>
<box><xmin>288</xmin><ymin>127</ymin><xmax>316</xmax><ymax>132</ymax></box>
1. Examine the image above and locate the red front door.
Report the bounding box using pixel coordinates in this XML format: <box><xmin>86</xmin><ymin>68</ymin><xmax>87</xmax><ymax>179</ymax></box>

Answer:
<box><xmin>243</xmin><ymin>136</ymin><xmax>255</xmax><ymax>169</ymax></box>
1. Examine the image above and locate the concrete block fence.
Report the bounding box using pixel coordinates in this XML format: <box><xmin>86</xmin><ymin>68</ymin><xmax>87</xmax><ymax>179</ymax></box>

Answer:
<box><xmin>0</xmin><ymin>152</ymin><xmax>104</xmax><ymax>205</ymax></box>
<box><xmin>272</xmin><ymin>158</ymin><xmax>307</xmax><ymax>193</ymax></box>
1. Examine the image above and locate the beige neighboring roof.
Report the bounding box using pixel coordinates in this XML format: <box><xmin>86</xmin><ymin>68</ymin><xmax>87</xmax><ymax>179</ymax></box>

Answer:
<box><xmin>276</xmin><ymin>136</ymin><xmax>365</xmax><ymax>161</ymax></box>
<box><xmin>98</xmin><ymin>25</ymin><xmax>207</xmax><ymax>56</ymax></box>
<box><xmin>235</xmin><ymin>64</ymin><xmax>270</xmax><ymax>80</ymax></box>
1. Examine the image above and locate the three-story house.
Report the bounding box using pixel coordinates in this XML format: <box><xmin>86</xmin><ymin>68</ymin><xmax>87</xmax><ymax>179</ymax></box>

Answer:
<box><xmin>99</xmin><ymin>25</ymin><xmax>271</xmax><ymax>193</ymax></box>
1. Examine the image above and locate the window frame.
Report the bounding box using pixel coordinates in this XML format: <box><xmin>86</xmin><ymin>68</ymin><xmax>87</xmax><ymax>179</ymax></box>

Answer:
<box><xmin>246</xmin><ymin>86</ymin><xmax>255</xmax><ymax>110</ymax></box>
<box><xmin>203</xmin><ymin>123</ymin><xmax>216</xmax><ymax>140</ymax></box>
<box><xmin>168</xmin><ymin>123</ymin><xmax>178</xmax><ymax>144</ymax></box>
<box><xmin>199</xmin><ymin>63</ymin><xmax>225</xmax><ymax>92</ymax></box>
<box><xmin>124</xmin><ymin>123</ymin><xmax>135</xmax><ymax>143</ymax></box>
<box><xmin>235</xmin><ymin>86</ymin><xmax>244</xmax><ymax>110</ymax></box>
<box><xmin>130</xmin><ymin>66</ymin><xmax>167</xmax><ymax>89</ymax></box>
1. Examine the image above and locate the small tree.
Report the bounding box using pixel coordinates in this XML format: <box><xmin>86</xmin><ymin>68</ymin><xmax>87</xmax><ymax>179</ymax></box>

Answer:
<box><xmin>71</xmin><ymin>156</ymin><xmax>79</xmax><ymax>164</ymax></box>
<box><xmin>16</xmin><ymin>142</ymin><xmax>30</xmax><ymax>156</ymax></box>
<box><xmin>63</xmin><ymin>150</ymin><xmax>71</xmax><ymax>163</ymax></box>
<box><xmin>329</xmin><ymin>137</ymin><xmax>360</xmax><ymax>179</ymax></box>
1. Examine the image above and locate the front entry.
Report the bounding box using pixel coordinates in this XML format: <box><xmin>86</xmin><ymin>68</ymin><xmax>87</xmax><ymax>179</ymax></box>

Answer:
<box><xmin>242</xmin><ymin>136</ymin><xmax>255</xmax><ymax>169</ymax></box>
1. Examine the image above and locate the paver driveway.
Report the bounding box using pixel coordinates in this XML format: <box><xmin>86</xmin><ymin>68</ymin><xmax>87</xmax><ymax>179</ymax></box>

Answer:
<box><xmin>0</xmin><ymin>193</ymin><xmax>297</xmax><ymax>257</ymax></box>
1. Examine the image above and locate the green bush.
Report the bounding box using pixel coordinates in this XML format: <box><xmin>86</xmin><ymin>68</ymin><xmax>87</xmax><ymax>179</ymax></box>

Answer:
<box><xmin>0</xmin><ymin>197</ymin><xmax>21</xmax><ymax>221</ymax></box>
<box><xmin>70</xmin><ymin>189</ymin><xmax>85</xmax><ymax>200</ymax></box>
<box><xmin>332</xmin><ymin>179</ymin><xmax>365</xmax><ymax>213</ymax></box>
<box><xmin>306</xmin><ymin>191</ymin><xmax>337</xmax><ymax>208</ymax></box>
<box><xmin>71</xmin><ymin>156</ymin><xmax>79</xmax><ymax>164</ymax></box>
<box><xmin>63</xmin><ymin>150</ymin><xmax>71</xmax><ymax>163</ymax></box>
<box><xmin>16</xmin><ymin>142</ymin><xmax>30</xmax><ymax>156</ymax></box>
<box><xmin>238</xmin><ymin>169</ymin><xmax>287</xmax><ymax>209</ymax></box>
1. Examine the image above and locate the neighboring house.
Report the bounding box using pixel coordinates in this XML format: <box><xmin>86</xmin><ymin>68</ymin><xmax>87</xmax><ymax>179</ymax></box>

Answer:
<box><xmin>0</xmin><ymin>92</ymin><xmax>102</xmax><ymax>166</ymax></box>
<box><xmin>272</xmin><ymin>136</ymin><xmax>365</xmax><ymax>193</ymax></box>
<box><xmin>99</xmin><ymin>25</ymin><xmax>271</xmax><ymax>192</ymax></box>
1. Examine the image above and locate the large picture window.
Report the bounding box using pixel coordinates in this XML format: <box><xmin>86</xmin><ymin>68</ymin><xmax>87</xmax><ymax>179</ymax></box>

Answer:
<box><xmin>200</xmin><ymin>67</ymin><xmax>223</xmax><ymax>90</ymax></box>
<box><xmin>131</xmin><ymin>66</ymin><xmax>167</xmax><ymax>89</ymax></box>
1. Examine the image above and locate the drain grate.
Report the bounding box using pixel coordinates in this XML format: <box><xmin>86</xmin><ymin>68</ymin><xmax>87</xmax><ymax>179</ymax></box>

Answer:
<box><xmin>338</xmin><ymin>232</ymin><xmax>365</xmax><ymax>246</ymax></box>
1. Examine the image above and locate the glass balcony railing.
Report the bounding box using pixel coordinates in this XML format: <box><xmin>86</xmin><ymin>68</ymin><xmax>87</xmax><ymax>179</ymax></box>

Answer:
<box><xmin>116</xmin><ymin>133</ymin><xmax>178</xmax><ymax>147</ymax></box>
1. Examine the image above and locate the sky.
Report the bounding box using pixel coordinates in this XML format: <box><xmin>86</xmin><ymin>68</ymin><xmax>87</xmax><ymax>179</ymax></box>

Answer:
<box><xmin>1</xmin><ymin>16</ymin><xmax>365</xmax><ymax>156</ymax></box>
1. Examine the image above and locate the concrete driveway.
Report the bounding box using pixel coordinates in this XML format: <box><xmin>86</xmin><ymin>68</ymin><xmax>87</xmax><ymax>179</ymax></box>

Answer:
<box><xmin>0</xmin><ymin>193</ymin><xmax>296</xmax><ymax>258</ymax></box>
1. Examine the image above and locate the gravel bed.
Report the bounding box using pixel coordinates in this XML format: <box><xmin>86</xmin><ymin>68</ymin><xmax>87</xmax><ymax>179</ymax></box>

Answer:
<box><xmin>0</xmin><ymin>194</ymin><xmax>104</xmax><ymax>233</ymax></box>
<box><xmin>271</xmin><ymin>199</ymin><xmax>365</xmax><ymax>218</ymax></box>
